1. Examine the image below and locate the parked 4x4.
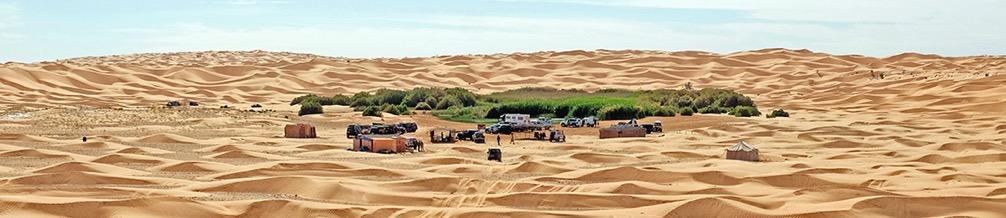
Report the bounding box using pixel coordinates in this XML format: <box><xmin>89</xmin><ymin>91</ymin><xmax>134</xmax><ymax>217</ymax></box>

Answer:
<box><xmin>582</xmin><ymin>116</ymin><xmax>598</xmax><ymax>127</ymax></box>
<box><xmin>560</xmin><ymin>118</ymin><xmax>582</xmax><ymax>127</ymax></box>
<box><xmin>486</xmin><ymin>123</ymin><xmax>514</xmax><ymax>134</ymax></box>
<box><xmin>346</xmin><ymin>124</ymin><xmax>370</xmax><ymax>138</ymax></box>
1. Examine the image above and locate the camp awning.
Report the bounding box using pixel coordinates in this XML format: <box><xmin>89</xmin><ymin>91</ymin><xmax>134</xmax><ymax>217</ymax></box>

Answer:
<box><xmin>726</xmin><ymin>141</ymin><xmax>758</xmax><ymax>152</ymax></box>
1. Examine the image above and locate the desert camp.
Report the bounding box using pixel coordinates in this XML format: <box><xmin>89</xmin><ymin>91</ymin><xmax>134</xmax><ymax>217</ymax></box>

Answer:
<box><xmin>4</xmin><ymin>1</ymin><xmax>1006</xmax><ymax>215</ymax></box>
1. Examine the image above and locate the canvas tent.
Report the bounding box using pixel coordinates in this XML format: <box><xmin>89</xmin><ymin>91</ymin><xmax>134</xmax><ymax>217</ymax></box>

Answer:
<box><xmin>725</xmin><ymin>141</ymin><xmax>759</xmax><ymax>162</ymax></box>
<box><xmin>598</xmin><ymin>125</ymin><xmax>647</xmax><ymax>139</ymax></box>
<box><xmin>352</xmin><ymin>134</ymin><xmax>419</xmax><ymax>153</ymax></box>
<box><xmin>284</xmin><ymin>124</ymin><xmax>317</xmax><ymax>138</ymax></box>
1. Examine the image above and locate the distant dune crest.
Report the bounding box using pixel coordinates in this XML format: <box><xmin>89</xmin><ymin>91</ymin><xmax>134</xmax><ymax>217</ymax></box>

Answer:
<box><xmin>0</xmin><ymin>48</ymin><xmax>1003</xmax><ymax>111</ymax></box>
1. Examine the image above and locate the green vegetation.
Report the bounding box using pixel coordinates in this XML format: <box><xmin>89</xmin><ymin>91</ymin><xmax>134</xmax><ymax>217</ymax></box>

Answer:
<box><xmin>730</xmin><ymin>106</ymin><xmax>761</xmax><ymax>117</ymax></box>
<box><xmin>597</xmin><ymin>105</ymin><xmax>646</xmax><ymax>120</ymax></box>
<box><xmin>767</xmin><ymin>108</ymin><xmax>790</xmax><ymax>118</ymax></box>
<box><xmin>432</xmin><ymin>106</ymin><xmax>496</xmax><ymax>124</ymax></box>
<box><xmin>298</xmin><ymin>100</ymin><xmax>323</xmax><ymax>116</ymax></box>
<box><xmin>414</xmin><ymin>102</ymin><xmax>433</xmax><ymax>110</ymax></box>
<box><xmin>361</xmin><ymin>106</ymin><xmax>381</xmax><ymax>117</ymax></box>
<box><xmin>679</xmin><ymin>107</ymin><xmax>694</xmax><ymax>116</ymax></box>
<box><xmin>291</xmin><ymin>94</ymin><xmax>349</xmax><ymax>106</ymax></box>
<box><xmin>289</xmin><ymin>87</ymin><xmax>759</xmax><ymax>121</ymax></box>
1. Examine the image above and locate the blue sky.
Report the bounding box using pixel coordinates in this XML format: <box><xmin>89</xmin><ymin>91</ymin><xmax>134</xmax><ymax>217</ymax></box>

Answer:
<box><xmin>1</xmin><ymin>0</ymin><xmax>1004</xmax><ymax>62</ymax></box>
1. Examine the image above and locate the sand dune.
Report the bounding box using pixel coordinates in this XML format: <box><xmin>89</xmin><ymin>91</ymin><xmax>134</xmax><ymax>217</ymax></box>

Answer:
<box><xmin>0</xmin><ymin>49</ymin><xmax>1005</xmax><ymax>217</ymax></box>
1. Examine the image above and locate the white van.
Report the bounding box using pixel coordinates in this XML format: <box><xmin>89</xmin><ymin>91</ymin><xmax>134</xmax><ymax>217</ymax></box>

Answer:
<box><xmin>499</xmin><ymin>114</ymin><xmax>531</xmax><ymax>125</ymax></box>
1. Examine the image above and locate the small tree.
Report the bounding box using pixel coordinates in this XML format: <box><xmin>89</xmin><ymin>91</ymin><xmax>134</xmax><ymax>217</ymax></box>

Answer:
<box><xmin>414</xmin><ymin>102</ymin><xmax>433</xmax><ymax>110</ymax></box>
<box><xmin>290</xmin><ymin>94</ymin><xmax>318</xmax><ymax>106</ymax></box>
<box><xmin>768</xmin><ymin>108</ymin><xmax>790</xmax><ymax>118</ymax></box>
<box><xmin>732</xmin><ymin>106</ymin><xmax>761</xmax><ymax>117</ymax></box>
<box><xmin>349</xmin><ymin>97</ymin><xmax>372</xmax><ymax>107</ymax></box>
<box><xmin>361</xmin><ymin>106</ymin><xmax>382</xmax><ymax>117</ymax></box>
<box><xmin>680</xmin><ymin>107</ymin><xmax>694</xmax><ymax>116</ymax></box>
<box><xmin>298</xmin><ymin>101</ymin><xmax>323</xmax><ymax>116</ymax></box>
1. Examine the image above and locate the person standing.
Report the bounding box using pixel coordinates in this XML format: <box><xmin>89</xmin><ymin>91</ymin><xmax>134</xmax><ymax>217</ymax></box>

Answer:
<box><xmin>510</xmin><ymin>133</ymin><xmax>515</xmax><ymax>144</ymax></box>
<box><xmin>496</xmin><ymin>134</ymin><xmax>501</xmax><ymax>146</ymax></box>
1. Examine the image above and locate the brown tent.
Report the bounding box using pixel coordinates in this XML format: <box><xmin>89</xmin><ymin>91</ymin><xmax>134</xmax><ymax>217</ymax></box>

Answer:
<box><xmin>599</xmin><ymin>125</ymin><xmax>647</xmax><ymax>139</ymax></box>
<box><xmin>352</xmin><ymin>135</ymin><xmax>416</xmax><ymax>153</ymax></box>
<box><xmin>725</xmin><ymin>141</ymin><xmax>759</xmax><ymax>162</ymax></box>
<box><xmin>284</xmin><ymin>124</ymin><xmax>317</xmax><ymax>138</ymax></box>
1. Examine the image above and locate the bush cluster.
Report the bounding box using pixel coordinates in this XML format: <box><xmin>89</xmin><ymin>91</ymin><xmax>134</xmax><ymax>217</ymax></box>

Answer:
<box><xmin>731</xmin><ymin>106</ymin><xmax>761</xmax><ymax>117</ymax></box>
<box><xmin>767</xmin><ymin>108</ymin><xmax>790</xmax><ymax>118</ymax></box>
<box><xmin>597</xmin><ymin>105</ymin><xmax>646</xmax><ymax>120</ymax></box>
<box><xmin>414</xmin><ymin>102</ymin><xmax>433</xmax><ymax>110</ymax></box>
<box><xmin>640</xmin><ymin>88</ymin><xmax>755</xmax><ymax>116</ymax></box>
<box><xmin>291</xmin><ymin>87</ymin><xmax>760</xmax><ymax>121</ymax></box>
<box><xmin>651</xmin><ymin>106</ymin><xmax>676</xmax><ymax>116</ymax></box>
<box><xmin>679</xmin><ymin>107</ymin><xmax>695</xmax><ymax>116</ymax></box>
<box><xmin>290</xmin><ymin>94</ymin><xmax>349</xmax><ymax>106</ymax></box>
<box><xmin>298</xmin><ymin>100</ymin><xmax>323</xmax><ymax>116</ymax></box>
<box><xmin>361</xmin><ymin>106</ymin><xmax>381</xmax><ymax>117</ymax></box>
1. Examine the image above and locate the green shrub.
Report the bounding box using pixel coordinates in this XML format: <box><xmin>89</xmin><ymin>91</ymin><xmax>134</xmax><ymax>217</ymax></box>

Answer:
<box><xmin>403</xmin><ymin>89</ymin><xmax>431</xmax><ymax>107</ymax></box>
<box><xmin>445</xmin><ymin>87</ymin><xmax>478</xmax><ymax>107</ymax></box>
<box><xmin>291</xmin><ymin>94</ymin><xmax>350</xmax><ymax>106</ymax></box>
<box><xmin>361</xmin><ymin>106</ymin><xmax>381</xmax><ymax>117</ymax></box>
<box><xmin>394</xmin><ymin>105</ymin><xmax>410</xmax><ymax>115</ymax></box>
<box><xmin>436</xmin><ymin>95</ymin><xmax>464</xmax><ymax>110</ymax></box>
<box><xmin>553</xmin><ymin>104</ymin><xmax>573</xmax><ymax>118</ymax></box>
<box><xmin>485</xmin><ymin>101</ymin><xmax>554</xmax><ymax>118</ymax></box>
<box><xmin>349</xmin><ymin>97</ymin><xmax>372</xmax><ymax>107</ymax></box>
<box><xmin>694</xmin><ymin>96</ymin><xmax>714</xmax><ymax>109</ymax></box>
<box><xmin>290</xmin><ymin>94</ymin><xmax>318</xmax><ymax>106</ymax></box>
<box><xmin>414</xmin><ymin>102</ymin><xmax>433</xmax><ymax>110</ymax></box>
<box><xmin>298</xmin><ymin>100</ymin><xmax>323</xmax><ymax>116</ymax></box>
<box><xmin>675</xmin><ymin>96</ymin><xmax>694</xmax><ymax>108</ymax></box>
<box><xmin>597</xmin><ymin>105</ymin><xmax>643</xmax><ymax>120</ymax></box>
<box><xmin>698</xmin><ymin>106</ymin><xmax>725</xmax><ymax>114</ymax></box>
<box><xmin>317</xmin><ymin>96</ymin><xmax>337</xmax><ymax>105</ymax></box>
<box><xmin>680</xmin><ymin>107</ymin><xmax>694</xmax><ymax>116</ymax></box>
<box><xmin>732</xmin><ymin>106</ymin><xmax>761</xmax><ymax>117</ymax></box>
<box><xmin>433</xmin><ymin>106</ymin><xmax>494</xmax><ymax>123</ymax></box>
<box><xmin>330</xmin><ymin>95</ymin><xmax>351</xmax><ymax>105</ymax></box>
<box><xmin>652</xmin><ymin>106</ymin><xmax>676</xmax><ymax>116</ymax></box>
<box><xmin>377</xmin><ymin>104</ymin><xmax>409</xmax><ymax>115</ymax></box>
<box><xmin>373</xmin><ymin>89</ymin><xmax>407</xmax><ymax>105</ymax></box>
<box><xmin>569</xmin><ymin>103</ymin><xmax>605</xmax><ymax>118</ymax></box>
<box><xmin>768</xmin><ymin>108</ymin><xmax>789</xmax><ymax>118</ymax></box>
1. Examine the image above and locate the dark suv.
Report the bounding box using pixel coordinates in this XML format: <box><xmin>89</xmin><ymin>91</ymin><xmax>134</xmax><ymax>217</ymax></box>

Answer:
<box><xmin>346</xmin><ymin>124</ymin><xmax>370</xmax><ymax>138</ymax></box>
<box><xmin>456</xmin><ymin>130</ymin><xmax>487</xmax><ymax>143</ymax></box>
<box><xmin>396</xmin><ymin>122</ymin><xmax>418</xmax><ymax>133</ymax></box>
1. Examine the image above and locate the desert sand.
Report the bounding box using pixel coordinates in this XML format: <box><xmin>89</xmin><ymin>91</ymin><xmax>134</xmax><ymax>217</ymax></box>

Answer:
<box><xmin>0</xmin><ymin>49</ymin><xmax>1005</xmax><ymax>217</ymax></box>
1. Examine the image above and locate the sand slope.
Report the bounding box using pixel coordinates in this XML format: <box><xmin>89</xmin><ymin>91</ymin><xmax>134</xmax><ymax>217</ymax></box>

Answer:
<box><xmin>1</xmin><ymin>49</ymin><xmax>1005</xmax><ymax>217</ymax></box>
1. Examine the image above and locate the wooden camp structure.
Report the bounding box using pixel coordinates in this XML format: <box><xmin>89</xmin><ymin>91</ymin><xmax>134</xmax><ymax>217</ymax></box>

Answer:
<box><xmin>598</xmin><ymin>125</ymin><xmax>646</xmax><ymax>139</ymax></box>
<box><xmin>429</xmin><ymin>128</ymin><xmax>458</xmax><ymax>143</ymax></box>
<box><xmin>284</xmin><ymin>124</ymin><xmax>317</xmax><ymax>138</ymax></box>
<box><xmin>352</xmin><ymin>135</ymin><xmax>421</xmax><ymax>153</ymax></box>
<box><xmin>725</xmin><ymin>141</ymin><xmax>759</xmax><ymax>162</ymax></box>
